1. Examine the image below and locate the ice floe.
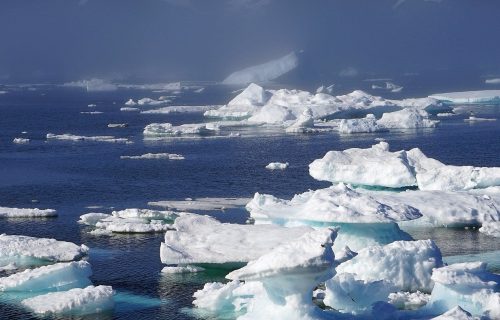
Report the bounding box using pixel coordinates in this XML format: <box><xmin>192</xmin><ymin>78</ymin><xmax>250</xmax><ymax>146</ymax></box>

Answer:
<box><xmin>429</xmin><ymin>90</ymin><xmax>500</xmax><ymax>105</ymax></box>
<box><xmin>143</xmin><ymin>123</ymin><xmax>219</xmax><ymax>137</ymax></box>
<box><xmin>46</xmin><ymin>133</ymin><xmax>131</xmax><ymax>144</ymax></box>
<box><xmin>160</xmin><ymin>214</ymin><xmax>312</xmax><ymax>266</ymax></box>
<box><xmin>0</xmin><ymin>234</ymin><xmax>88</xmax><ymax>267</ymax></box>
<box><xmin>13</xmin><ymin>138</ymin><xmax>30</xmax><ymax>144</ymax></box>
<box><xmin>479</xmin><ymin>221</ymin><xmax>500</xmax><ymax>237</ymax></box>
<box><xmin>464</xmin><ymin>116</ymin><xmax>496</xmax><ymax>122</ymax></box>
<box><xmin>222</xmin><ymin>51</ymin><xmax>299</xmax><ymax>85</ymax></box>
<box><xmin>107</xmin><ymin>123</ymin><xmax>128</xmax><ymax>128</ymax></box>
<box><xmin>148</xmin><ymin>197</ymin><xmax>250</xmax><ymax>211</ymax></box>
<box><xmin>120</xmin><ymin>153</ymin><xmax>184</xmax><ymax>160</ymax></box>
<box><xmin>141</xmin><ymin>105</ymin><xmax>220</xmax><ymax>114</ymax></box>
<box><xmin>120</xmin><ymin>107</ymin><xmax>140</xmax><ymax>112</ymax></box>
<box><xmin>21</xmin><ymin>285</ymin><xmax>114</xmax><ymax>315</ymax></box>
<box><xmin>161</xmin><ymin>265</ymin><xmax>205</xmax><ymax>274</ymax></box>
<box><xmin>265</xmin><ymin>162</ymin><xmax>289</xmax><ymax>170</ymax></box>
<box><xmin>485</xmin><ymin>78</ymin><xmax>500</xmax><ymax>85</ymax></box>
<box><xmin>0</xmin><ymin>207</ymin><xmax>57</xmax><ymax>218</ymax></box>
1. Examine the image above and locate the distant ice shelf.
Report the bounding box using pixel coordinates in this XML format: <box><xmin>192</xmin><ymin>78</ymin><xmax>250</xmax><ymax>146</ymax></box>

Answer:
<box><xmin>429</xmin><ymin>90</ymin><xmax>500</xmax><ymax>105</ymax></box>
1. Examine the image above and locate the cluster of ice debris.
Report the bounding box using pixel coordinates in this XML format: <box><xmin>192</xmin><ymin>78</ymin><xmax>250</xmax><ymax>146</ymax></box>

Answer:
<box><xmin>0</xmin><ymin>234</ymin><xmax>114</xmax><ymax>316</ymax></box>
<box><xmin>153</xmin><ymin>142</ymin><xmax>500</xmax><ymax>319</ymax></box>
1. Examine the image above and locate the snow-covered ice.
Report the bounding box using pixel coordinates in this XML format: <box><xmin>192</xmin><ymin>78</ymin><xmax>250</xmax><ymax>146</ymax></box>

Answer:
<box><xmin>222</xmin><ymin>51</ymin><xmax>299</xmax><ymax>85</ymax></box>
<box><xmin>479</xmin><ymin>221</ymin><xmax>500</xmax><ymax>237</ymax></box>
<box><xmin>107</xmin><ymin>123</ymin><xmax>128</xmax><ymax>128</ymax></box>
<box><xmin>429</xmin><ymin>90</ymin><xmax>500</xmax><ymax>104</ymax></box>
<box><xmin>148</xmin><ymin>197</ymin><xmax>250</xmax><ymax>211</ymax></box>
<box><xmin>0</xmin><ymin>261</ymin><xmax>92</xmax><ymax>292</ymax></box>
<box><xmin>120</xmin><ymin>153</ymin><xmax>184</xmax><ymax>160</ymax></box>
<box><xmin>160</xmin><ymin>214</ymin><xmax>312</xmax><ymax>266</ymax></box>
<box><xmin>377</xmin><ymin>108</ymin><xmax>439</xmax><ymax>129</ymax></box>
<box><xmin>21</xmin><ymin>285</ymin><xmax>114</xmax><ymax>315</ymax></box>
<box><xmin>161</xmin><ymin>265</ymin><xmax>205</xmax><ymax>274</ymax></box>
<box><xmin>46</xmin><ymin>133</ymin><xmax>131</xmax><ymax>144</ymax></box>
<box><xmin>388</xmin><ymin>291</ymin><xmax>430</xmax><ymax>310</ymax></box>
<box><xmin>143</xmin><ymin>123</ymin><xmax>219</xmax><ymax>137</ymax></box>
<box><xmin>141</xmin><ymin>105</ymin><xmax>220</xmax><ymax>114</ymax></box>
<box><xmin>13</xmin><ymin>138</ymin><xmax>30</xmax><ymax>144</ymax></box>
<box><xmin>0</xmin><ymin>207</ymin><xmax>57</xmax><ymax>218</ymax></box>
<box><xmin>265</xmin><ymin>162</ymin><xmax>289</xmax><ymax>170</ymax></box>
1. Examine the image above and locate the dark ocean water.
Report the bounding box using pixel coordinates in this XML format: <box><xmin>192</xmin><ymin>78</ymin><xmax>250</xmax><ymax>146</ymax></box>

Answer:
<box><xmin>0</xmin><ymin>85</ymin><xmax>499</xmax><ymax>319</ymax></box>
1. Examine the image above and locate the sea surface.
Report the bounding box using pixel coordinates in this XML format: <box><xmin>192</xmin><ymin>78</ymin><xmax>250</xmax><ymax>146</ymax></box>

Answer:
<box><xmin>0</xmin><ymin>85</ymin><xmax>499</xmax><ymax>319</ymax></box>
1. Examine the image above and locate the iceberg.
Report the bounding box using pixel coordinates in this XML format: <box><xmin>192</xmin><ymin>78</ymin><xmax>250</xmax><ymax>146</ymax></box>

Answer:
<box><xmin>141</xmin><ymin>105</ymin><xmax>220</xmax><ymax>114</ymax></box>
<box><xmin>222</xmin><ymin>51</ymin><xmax>299</xmax><ymax>85</ymax></box>
<box><xmin>46</xmin><ymin>133</ymin><xmax>131</xmax><ymax>144</ymax></box>
<box><xmin>143</xmin><ymin>123</ymin><xmax>218</xmax><ymax>137</ymax></box>
<box><xmin>265</xmin><ymin>162</ymin><xmax>289</xmax><ymax>170</ymax></box>
<box><xmin>285</xmin><ymin>108</ymin><xmax>315</xmax><ymax>133</ymax></box>
<box><xmin>338</xmin><ymin>114</ymin><xmax>383</xmax><ymax>134</ymax></box>
<box><xmin>120</xmin><ymin>153</ymin><xmax>185</xmax><ymax>160</ymax></box>
<box><xmin>333</xmin><ymin>240</ymin><xmax>443</xmax><ymax>293</ymax></box>
<box><xmin>425</xmin><ymin>262</ymin><xmax>500</xmax><ymax>318</ymax></box>
<box><xmin>0</xmin><ymin>207</ymin><xmax>57</xmax><ymax>218</ymax></box>
<box><xmin>377</xmin><ymin>108</ymin><xmax>439</xmax><ymax>129</ymax></box>
<box><xmin>0</xmin><ymin>234</ymin><xmax>88</xmax><ymax>268</ymax></box>
<box><xmin>0</xmin><ymin>261</ymin><xmax>92</xmax><ymax>292</ymax></box>
<box><xmin>124</xmin><ymin>98</ymin><xmax>137</xmax><ymax>106</ymax></box>
<box><xmin>160</xmin><ymin>214</ymin><xmax>312</xmax><ymax>266</ymax></box>
<box><xmin>429</xmin><ymin>90</ymin><xmax>500</xmax><ymax>105</ymax></box>
<box><xmin>224</xmin><ymin>229</ymin><xmax>336</xmax><ymax>320</ymax></box>
<box><xmin>21</xmin><ymin>285</ymin><xmax>114</xmax><ymax>315</ymax></box>
<box><xmin>310</xmin><ymin>142</ymin><xmax>500</xmax><ymax>191</ymax></box>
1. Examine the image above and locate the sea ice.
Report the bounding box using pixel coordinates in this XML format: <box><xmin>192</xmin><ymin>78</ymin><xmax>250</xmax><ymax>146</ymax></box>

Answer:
<box><xmin>148</xmin><ymin>197</ymin><xmax>250</xmax><ymax>211</ymax></box>
<box><xmin>479</xmin><ymin>221</ymin><xmax>500</xmax><ymax>237</ymax></box>
<box><xmin>161</xmin><ymin>265</ymin><xmax>205</xmax><ymax>273</ymax></box>
<box><xmin>0</xmin><ymin>207</ymin><xmax>57</xmax><ymax>218</ymax></box>
<box><xmin>107</xmin><ymin>123</ymin><xmax>128</xmax><ymax>128</ymax></box>
<box><xmin>120</xmin><ymin>107</ymin><xmax>140</xmax><ymax>112</ymax></box>
<box><xmin>377</xmin><ymin>108</ymin><xmax>439</xmax><ymax>129</ymax></box>
<box><xmin>429</xmin><ymin>90</ymin><xmax>500</xmax><ymax>105</ymax></box>
<box><xmin>265</xmin><ymin>162</ymin><xmax>289</xmax><ymax>170</ymax></box>
<box><xmin>160</xmin><ymin>214</ymin><xmax>312</xmax><ymax>266</ymax></box>
<box><xmin>388</xmin><ymin>291</ymin><xmax>430</xmax><ymax>310</ymax></box>
<box><xmin>222</xmin><ymin>51</ymin><xmax>299</xmax><ymax>85</ymax></box>
<box><xmin>0</xmin><ymin>261</ymin><xmax>92</xmax><ymax>292</ymax></box>
<box><xmin>13</xmin><ymin>138</ymin><xmax>30</xmax><ymax>144</ymax></box>
<box><xmin>63</xmin><ymin>79</ymin><xmax>117</xmax><ymax>92</ymax></box>
<box><xmin>141</xmin><ymin>105</ymin><xmax>220</xmax><ymax>114</ymax></box>
<box><xmin>430</xmin><ymin>306</ymin><xmax>475</xmax><ymax>320</ymax></box>
<box><xmin>120</xmin><ymin>153</ymin><xmax>185</xmax><ymax>160</ymax></box>
<box><xmin>46</xmin><ymin>133</ymin><xmax>131</xmax><ymax>144</ymax></box>
<box><xmin>143</xmin><ymin>123</ymin><xmax>218</xmax><ymax>137</ymax></box>
<box><xmin>338</xmin><ymin>114</ymin><xmax>383</xmax><ymax>134</ymax></box>
<box><xmin>21</xmin><ymin>285</ymin><xmax>114</xmax><ymax>315</ymax></box>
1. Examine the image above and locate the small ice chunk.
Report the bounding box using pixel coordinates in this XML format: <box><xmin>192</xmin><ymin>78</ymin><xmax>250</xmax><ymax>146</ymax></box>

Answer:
<box><xmin>143</xmin><ymin>123</ymin><xmax>218</xmax><ymax>137</ymax></box>
<box><xmin>0</xmin><ymin>207</ymin><xmax>57</xmax><ymax>218</ymax></box>
<box><xmin>107</xmin><ymin>123</ymin><xmax>128</xmax><ymax>128</ymax></box>
<box><xmin>265</xmin><ymin>162</ymin><xmax>288</xmax><ymax>170</ymax></box>
<box><xmin>431</xmin><ymin>306</ymin><xmax>475</xmax><ymax>320</ymax></box>
<box><xmin>87</xmin><ymin>104</ymin><xmax>97</xmax><ymax>107</ymax></box>
<box><xmin>78</xmin><ymin>213</ymin><xmax>112</xmax><ymax>226</ymax></box>
<box><xmin>120</xmin><ymin>107</ymin><xmax>139</xmax><ymax>112</ymax></box>
<box><xmin>388</xmin><ymin>291</ymin><xmax>430</xmax><ymax>310</ymax></box>
<box><xmin>479</xmin><ymin>221</ymin><xmax>500</xmax><ymax>237</ymax></box>
<box><xmin>21</xmin><ymin>285</ymin><xmax>114</xmax><ymax>315</ymax></box>
<box><xmin>161</xmin><ymin>265</ymin><xmax>205</xmax><ymax>273</ymax></box>
<box><xmin>120</xmin><ymin>153</ymin><xmax>184</xmax><ymax>160</ymax></box>
<box><xmin>13</xmin><ymin>138</ymin><xmax>30</xmax><ymax>144</ymax></box>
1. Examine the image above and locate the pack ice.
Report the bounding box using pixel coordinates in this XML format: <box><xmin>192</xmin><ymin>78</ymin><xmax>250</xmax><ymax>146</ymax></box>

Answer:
<box><xmin>0</xmin><ymin>207</ymin><xmax>57</xmax><ymax>218</ymax></box>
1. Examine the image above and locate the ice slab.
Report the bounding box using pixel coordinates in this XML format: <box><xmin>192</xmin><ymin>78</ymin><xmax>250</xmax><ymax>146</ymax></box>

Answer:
<box><xmin>21</xmin><ymin>285</ymin><xmax>114</xmax><ymax>315</ymax></box>
<box><xmin>222</xmin><ymin>51</ymin><xmax>299</xmax><ymax>85</ymax></box>
<box><xmin>141</xmin><ymin>105</ymin><xmax>220</xmax><ymax>114</ymax></box>
<box><xmin>0</xmin><ymin>234</ymin><xmax>88</xmax><ymax>267</ymax></box>
<box><xmin>46</xmin><ymin>133</ymin><xmax>131</xmax><ymax>144</ymax></box>
<box><xmin>429</xmin><ymin>90</ymin><xmax>500</xmax><ymax>104</ymax></box>
<box><xmin>148</xmin><ymin>197</ymin><xmax>250</xmax><ymax>211</ymax></box>
<box><xmin>0</xmin><ymin>261</ymin><xmax>92</xmax><ymax>292</ymax></box>
<box><xmin>143</xmin><ymin>123</ymin><xmax>218</xmax><ymax>137</ymax></box>
<box><xmin>265</xmin><ymin>162</ymin><xmax>289</xmax><ymax>170</ymax></box>
<box><xmin>120</xmin><ymin>153</ymin><xmax>184</xmax><ymax>160</ymax></box>
<box><xmin>160</xmin><ymin>214</ymin><xmax>313</xmax><ymax>266</ymax></box>
<box><xmin>0</xmin><ymin>207</ymin><xmax>57</xmax><ymax>218</ymax></box>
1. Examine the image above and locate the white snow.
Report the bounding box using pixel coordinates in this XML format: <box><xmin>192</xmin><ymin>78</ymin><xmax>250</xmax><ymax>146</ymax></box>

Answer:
<box><xmin>265</xmin><ymin>162</ymin><xmax>289</xmax><ymax>170</ymax></box>
<box><xmin>0</xmin><ymin>234</ymin><xmax>88</xmax><ymax>266</ymax></box>
<box><xmin>143</xmin><ymin>123</ymin><xmax>218</xmax><ymax>137</ymax></box>
<box><xmin>0</xmin><ymin>207</ymin><xmax>57</xmax><ymax>218</ymax></box>
<box><xmin>22</xmin><ymin>285</ymin><xmax>114</xmax><ymax>315</ymax></box>
<box><xmin>334</xmin><ymin>240</ymin><xmax>443</xmax><ymax>293</ymax></box>
<box><xmin>13</xmin><ymin>138</ymin><xmax>30</xmax><ymax>144</ymax></box>
<box><xmin>429</xmin><ymin>90</ymin><xmax>500</xmax><ymax>104</ymax></box>
<box><xmin>46</xmin><ymin>133</ymin><xmax>131</xmax><ymax>144</ymax></box>
<box><xmin>0</xmin><ymin>261</ymin><xmax>92</xmax><ymax>292</ymax></box>
<box><xmin>479</xmin><ymin>221</ymin><xmax>500</xmax><ymax>237</ymax></box>
<box><xmin>120</xmin><ymin>153</ymin><xmax>184</xmax><ymax>160</ymax></box>
<box><xmin>160</xmin><ymin>214</ymin><xmax>313</xmax><ymax>265</ymax></box>
<box><xmin>222</xmin><ymin>51</ymin><xmax>299</xmax><ymax>85</ymax></box>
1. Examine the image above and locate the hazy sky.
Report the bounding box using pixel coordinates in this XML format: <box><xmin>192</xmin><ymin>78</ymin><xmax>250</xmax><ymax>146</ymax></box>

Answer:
<box><xmin>1</xmin><ymin>0</ymin><xmax>499</xmax><ymax>83</ymax></box>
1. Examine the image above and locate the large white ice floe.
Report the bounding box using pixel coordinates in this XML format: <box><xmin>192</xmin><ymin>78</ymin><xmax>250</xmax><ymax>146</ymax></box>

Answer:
<box><xmin>46</xmin><ymin>133</ymin><xmax>131</xmax><ymax>144</ymax></box>
<box><xmin>429</xmin><ymin>90</ymin><xmax>500</xmax><ymax>104</ymax></box>
<box><xmin>361</xmin><ymin>189</ymin><xmax>500</xmax><ymax>227</ymax></box>
<box><xmin>224</xmin><ymin>229</ymin><xmax>336</xmax><ymax>320</ymax></box>
<box><xmin>79</xmin><ymin>208</ymin><xmax>181</xmax><ymax>234</ymax></box>
<box><xmin>310</xmin><ymin>141</ymin><xmax>500</xmax><ymax>191</ymax></box>
<box><xmin>0</xmin><ymin>234</ymin><xmax>88</xmax><ymax>267</ymax></box>
<box><xmin>120</xmin><ymin>153</ymin><xmax>184</xmax><ymax>160</ymax></box>
<box><xmin>21</xmin><ymin>285</ymin><xmax>114</xmax><ymax>315</ymax></box>
<box><xmin>160</xmin><ymin>214</ymin><xmax>313</xmax><ymax>266</ymax></box>
<box><xmin>425</xmin><ymin>262</ymin><xmax>500</xmax><ymax>318</ymax></box>
<box><xmin>309</xmin><ymin>142</ymin><xmax>417</xmax><ymax>188</ymax></box>
<box><xmin>222</xmin><ymin>51</ymin><xmax>299</xmax><ymax>85</ymax></box>
<box><xmin>0</xmin><ymin>261</ymin><xmax>92</xmax><ymax>292</ymax></box>
<box><xmin>479</xmin><ymin>221</ymin><xmax>500</xmax><ymax>237</ymax></box>
<box><xmin>0</xmin><ymin>207</ymin><xmax>57</xmax><ymax>218</ymax></box>
<box><xmin>143</xmin><ymin>123</ymin><xmax>219</xmax><ymax>137</ymax></box>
